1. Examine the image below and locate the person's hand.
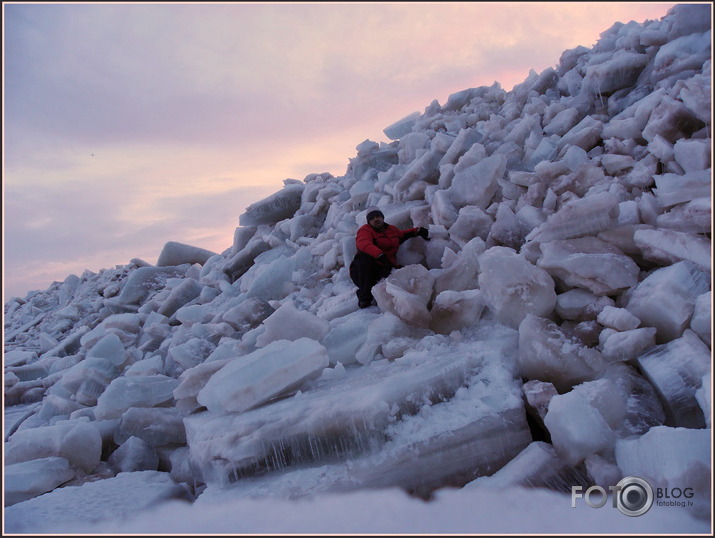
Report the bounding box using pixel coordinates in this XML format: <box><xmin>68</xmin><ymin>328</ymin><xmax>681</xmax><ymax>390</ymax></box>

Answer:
<box><xmin>377</xmin><ymin>253</ymin><xmax>392</xmax><ymax>266</ymax></box>
<box><xmin>418</xmin><ymin>227</ymin><xmax>430</xmax><ymax>240</ymax></box>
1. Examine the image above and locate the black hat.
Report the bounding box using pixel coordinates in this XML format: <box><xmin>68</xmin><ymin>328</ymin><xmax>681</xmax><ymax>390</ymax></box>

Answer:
<box><xmin>366</xmin><ymin>209</ymin><xmax>384</xmax><ymax>222</ymax></box>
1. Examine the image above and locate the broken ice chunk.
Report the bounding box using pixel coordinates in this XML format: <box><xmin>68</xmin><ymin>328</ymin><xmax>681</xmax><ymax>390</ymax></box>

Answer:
<box><xmin>478</xmin><ymin>247</ymin><xmax>556</xmax><ymax>329</ymax></box>
<box><xmin>525</xmin><ymin>191</ymin><xmax>620</xmax><ymax>243</ymax></box>
<box><xmin>651</xmin><ymin>30</ymin><xmax>711</xmax><ymax>82</ymax></box>
<box><xmin>220</xmin><ymin>297</ymin><xmax>275</xmax><ymax>333</ymax></box>
<box><xmin>94</xmin><ymin>374</ymin><xmax>179</xmax><ymax>420</ymax></box>
<box><xmin>636</xmin><ymin>329</ymin><xmax>710</xmax><ymax>428</ymax></box>
<box><xmin>633</xmin><ymin>228</ymin><xmax>711</xmax><ymax>271</ymax></box>
<box><xmin>372</xmin><ymin>264</ymin><xmax>435</xmax><ymax>329</ymax></box>
<box><xmin>642</xmin><ymin>95</ymin><xmax>705</xmax><ymax>144</ymax></box>
<box><xmin>350</xmin><ymin>406</ymin><xmax>531</xmax><ymax>498</ymax></box>
<box><xmin>108</xmin><ymin>436</ymin><xmax>159</xmax><ymax>473</ymax></box>
<box><xmin>355</xmin><ymin>312</ymin><xmax>429</xmax><ymax>365</ymax></box>
<box><xmin>689</xmin><ymin>291</ymin><xmax>711</xmax><ymax>346</ymax></box>
<box><xmin>166</xmin><ymin>337</ymin><xmax>216</xmax><ymax>372</ymax></box>
<box><xmin>466</xmin><ymin>441</ymin><xmax>590</xmax><ymax>493</ymax></box>
<box><xmin>322</xmin><ymin>309</ymin><xmax>381</xmax><ymax>365</ymax></box>
<box><xmin>429</xmin><ymin>289</ymin><xmax>486</xmax><ymax>335</ymax></box>
<box><xmin>238</xmin><ymin>183</ymin><xmax>304</xmax><ymax>226</ymax></box>
<box><xmin>596</xmin><ymin>306</ymin><xmax>641</xmax><ymax>331</ymax></box>
<box><xmin>173</xmin><ymin>358</ymin><xmax>231</xmax><ymax>414</ymax></box>
<box><xmin>447</xmin><ymin>153</ymin><xmax>506</xmax><ymax>210</ymax></box>
<box><xmin>555</xmin><ymin>289</ymin><xmax>614</xmax><ymax>321</ymax></box>
<box><xmin>383</xmin><ymin>111</ymin><xmax>421</xmax><ymax>140</ymax></box>
<box><xmin>197</xmin><ymin>338</ymin><xmax>329</xmax><ymax>414</ymax></box>
<box><xmin>113</xmin><ymin>407</ymin><xmax>187</xmax><ymax>447</ymax></box>
<box><xmin>448</xmin><ymin>206</ymin><xmax>493</xmax><ymax>245</ymax></box>
<box><xmin>186</xmin><ymin>330</ymin><xmax>526</xmax><ymax>495</ymax></box>
<box><xmin>156</xmin><ymin>241</ymin><xmax>217</xmax><ymax>267</ymax></box>
<box><xmin>110</xmin><ymin>266</ymin><xmax>186</xmax><ymax>306</ymax></box>
<box><xmin>656</xmin><ymin>197</ymin><xmax>711</xmax><ymax>234</ymax></box>
<box><xmin>522</xmin><ymin>379</ymin><xmax>558</xmax><ymax>426</ymax></box>
<box><xmin>256</xmin><ymin>300</ymin><xmax>330</xmax><ymax>347</ymax></box>
<box><xmin>4</xmin><ymin>457</ymin><xmax>75</xmax><ymax>506</ymax></box>
<box><xmin>597</xmin><ymin>362</ymin><xmax>666</xmax><ymax>437</ymax></box>
<box><xmin>581</xmin><ymin>51</ymin><xmax>650</xmax><ymax>95</ymax></box>
<box><xmin>653</xmin><ymin>170</ymin><xmax>711</xmax><ymax>208</ymax></box>
<box><xmin>600</xmin><ymin>327</ymin><xmax>657</xmax><ymax>362</ymax></box>
<box><xmin>695</xmin><ymin>372</ymin><xmax>710</xmax><ymax>428</ymax></box>
<box><xmin>615</xmin><ymin>425</ymin><xmax>711</xmax><ymax>519</ymax></box>
<box><xmin>156</xmin><ymin>278</ymin><xmax>203</xmax><ymax>318</ymax></box>
<box><xmin>433</xmin><ymin>237</ymin><xmax>485</xmax><ymax>295</ymax></box>
<box><xmin>518</xmin><ymin>315</ymin><xmax>610</xmax><ymax>392</ymax></box>
<box><xmin>556</xmin><ymin>116</ymin><xmax>603</xmax><ymax>154</ymax></box>
<box><xmin>5</xmin><ymin>420</ymin><xmax>102</xmax><ymax>474</ymax></box>
<box><xmin>673</xmin><ymin>139</ymin><xmax>712</xmax><ymax>173</ymax></box>
<box><xmin>537</xmin><ymin>237</ymin><xmax>640</xmax><ymax>296</ymax></box>
<box><xmin>543</xmin><ymin>381</ymin><xmax>617</xmax><ymax>465</ymax></box>
<box><xmin>625</xmin><ymin>261</ymin><xmax>709</xmax><ymax>343</ymax></box>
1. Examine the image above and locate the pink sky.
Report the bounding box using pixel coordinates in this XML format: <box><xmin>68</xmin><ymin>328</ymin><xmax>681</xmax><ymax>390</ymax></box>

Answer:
<box><xmin>3</xmin><ymin>2</ymin><xmax>676</xmax><ymax>299</ymax></box>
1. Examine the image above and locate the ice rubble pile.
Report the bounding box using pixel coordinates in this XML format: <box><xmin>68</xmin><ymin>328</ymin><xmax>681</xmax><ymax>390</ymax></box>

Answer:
<box><xmin>4</xmin><ymin>3</ymin><xmax>712</xmax><ymax>525</ymax></box>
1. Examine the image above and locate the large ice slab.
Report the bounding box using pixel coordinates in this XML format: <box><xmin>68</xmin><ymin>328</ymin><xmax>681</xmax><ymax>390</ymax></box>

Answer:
<box><xmin>185</xmin><ymin>323</ymin><xmax>523</xmax><ymax>487</ymax></box>
<box><xmin>196</xmin><ymin>338</ymin><xmax>329</xmax><ymax>414</ymax></box>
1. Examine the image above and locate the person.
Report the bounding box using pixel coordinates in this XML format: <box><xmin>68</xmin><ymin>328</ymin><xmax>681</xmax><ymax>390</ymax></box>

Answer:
<box><xmin>349</xmin><ymin>208</ymin><xmax>429</xmax><ymax>308</ymax></box>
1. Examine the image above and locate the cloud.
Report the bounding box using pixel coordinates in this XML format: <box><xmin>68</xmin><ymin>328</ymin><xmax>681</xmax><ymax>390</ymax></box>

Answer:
<box><xmin>3</xmin><ymin>2</ymin><xmax>676</xmax><ymax>298</ymax></box>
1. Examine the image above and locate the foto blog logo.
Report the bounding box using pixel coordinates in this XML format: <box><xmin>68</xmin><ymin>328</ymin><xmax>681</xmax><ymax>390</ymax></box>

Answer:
<box><xmin>572</xmin><ymin>476</ymin><xmax>654</xmax><ymax>517</ymax></box>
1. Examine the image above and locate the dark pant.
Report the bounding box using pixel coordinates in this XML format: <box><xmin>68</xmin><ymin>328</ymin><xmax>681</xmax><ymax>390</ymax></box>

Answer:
<box><xmin>349</xmin><ymin>251</ymin><xmax>392</xmax><ymax>304</ymax></box>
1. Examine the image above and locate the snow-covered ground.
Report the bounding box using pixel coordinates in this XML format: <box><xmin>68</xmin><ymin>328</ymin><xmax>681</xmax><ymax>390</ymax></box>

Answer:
<box><xmin>4</xmin><ymin>3</ymin><xmax>712</xmax><ymax>535</ymax></box>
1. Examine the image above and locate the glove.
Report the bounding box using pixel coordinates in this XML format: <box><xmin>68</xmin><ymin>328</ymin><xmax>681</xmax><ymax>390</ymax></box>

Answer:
<box><xmin>377</xmin><ymin>253</ymin><xmax>392</xmax><ymax>266</ymax></box>
<box><xmin>417</xmin><ymin>227</ymin><xmax>430</xmax><ymax>240</ymax></box>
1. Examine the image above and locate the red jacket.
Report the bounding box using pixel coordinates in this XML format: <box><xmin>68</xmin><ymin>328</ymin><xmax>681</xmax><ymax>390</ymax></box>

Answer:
<box><xmin>356</xmin><ymin>223</ymin><xmax>419</xmax><ymax>266</ymax></box>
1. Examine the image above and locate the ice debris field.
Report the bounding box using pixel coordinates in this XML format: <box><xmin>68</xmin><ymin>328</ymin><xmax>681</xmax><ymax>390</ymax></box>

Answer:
<box><xmin>3</xmin><ymin>4</ymin><xmax>712</xmax><ymax>535</ymax></box>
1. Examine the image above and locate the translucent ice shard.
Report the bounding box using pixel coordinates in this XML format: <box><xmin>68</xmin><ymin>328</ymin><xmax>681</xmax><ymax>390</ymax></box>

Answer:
<box><xmin>466</xmin><ymin>441</ymin><xmax>591</xmax><ymax>493</ymax></box>
<box><xmin>238</xmin><ymin>182</ymin><xmax>304</xmax><ymax>226</ymax></box>
<box><xmin>636</xmin><ymin>329</ymin><xmax>710</xmax><ymax>428</ymax></box>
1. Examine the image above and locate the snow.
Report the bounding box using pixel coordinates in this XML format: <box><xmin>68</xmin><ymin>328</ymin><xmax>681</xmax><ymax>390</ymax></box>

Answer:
<box><xmin>3</xmin><ymin>4</ymin><xmax>712</xmax><ymax>535</ymax></box>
